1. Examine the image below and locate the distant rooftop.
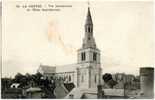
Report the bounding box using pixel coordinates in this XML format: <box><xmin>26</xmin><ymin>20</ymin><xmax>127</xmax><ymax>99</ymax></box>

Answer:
<box><xmin>38</xmin><ymin>65</ymin><xmax>56</xmax><ymax>74</ymax></box>
<box><xmin>26</xmin><ymin>87</ymin><xmax>42</xmax><ymax>92</ymax></box>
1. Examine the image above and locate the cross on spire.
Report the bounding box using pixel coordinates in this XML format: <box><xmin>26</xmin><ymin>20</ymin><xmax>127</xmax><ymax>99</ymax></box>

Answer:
<box><xmin>87</xmin><ymin>0</ymin><xmax>90</xmax><ymax>8</ymax></box>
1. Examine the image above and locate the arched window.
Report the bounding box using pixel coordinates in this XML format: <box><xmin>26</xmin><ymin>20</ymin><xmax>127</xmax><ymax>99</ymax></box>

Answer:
<box><xmin>86</xmin><ymin>26</ymin><xmax>93</xmax><ymax>33</ymax></box>
<box><xmin>88</xmin><ymin>27</ymin><xmax>91</xmax><ymax>32</ymax></box>
<box><xmin>81</xmin><ymin>52</ymin><xmax>86</xmax><ymax>61</ymax></box>
<box><xmin>69</xmin><ymin>75</ymin><xmax>71</xmax><ymax>82</ymax></box>
<box><xmin>93</xmin><ymin>52</ymin><xmax>97</xmax><ymax>61</ymax></box>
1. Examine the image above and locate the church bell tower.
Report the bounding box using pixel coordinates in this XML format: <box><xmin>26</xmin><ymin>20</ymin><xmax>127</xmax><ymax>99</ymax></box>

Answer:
<box><xmin>77</xmin><ymin>6</ymin><xmax>102</xmax><ymax>89</ymax></box>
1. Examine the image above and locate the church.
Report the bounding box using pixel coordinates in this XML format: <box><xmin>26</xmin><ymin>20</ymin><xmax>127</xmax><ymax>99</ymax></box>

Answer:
<box><xmin>37</xmin><ymin>5</ymin><xmax>102</xmax><ymax>91</ymax></box>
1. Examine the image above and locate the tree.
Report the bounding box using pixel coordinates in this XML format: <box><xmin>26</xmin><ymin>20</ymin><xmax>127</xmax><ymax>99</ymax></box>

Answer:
<box><xmin>102</xmin><ymin>73</ymin><xmax>113</xmax><ymax>83</ymax></box>
<box><xmin>14</xmin><ymin>73</ymin><xmax>28</xmax><ymax>87</ymax></box>
<box><xmin>35</xmin><ymin>72</ymin><xmax>43</xmax><ymax>86</ymax></box>
<box><xmin>36</xmin><ymin>72</ymin><xmax>43</xmax><ymax>80</ymax></box>
<box><xmin>14</xmin><ymin>73</ymin><xmax>24</xmax><ymax>83</ymax></box>
<box><xmin>102</xmin><ymin>73</ymin><xmax>117</xmax><ymax>88</ymax></box>
<box><xmin>1</xmin><ymin>78</ymin><xmax>12</xmax><ymax>90</ymax></box>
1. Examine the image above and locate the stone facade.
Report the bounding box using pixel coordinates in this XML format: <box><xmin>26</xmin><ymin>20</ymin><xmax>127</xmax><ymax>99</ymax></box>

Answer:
<box><xmin>77</xmin><ymin>7</ymin><xmax>102</xmax><ymax>88</ymax></box>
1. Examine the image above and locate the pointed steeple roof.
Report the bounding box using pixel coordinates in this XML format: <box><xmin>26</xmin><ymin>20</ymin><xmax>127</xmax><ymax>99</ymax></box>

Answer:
<box><xmin>85</xmin><ymin>7</ymin><xmax>93</xmax><ymax>25</ymax></box>
<box><xmin>82</xmin><ymin>6</ymin><xmax>96</xmax><ymax>49</ymax></box>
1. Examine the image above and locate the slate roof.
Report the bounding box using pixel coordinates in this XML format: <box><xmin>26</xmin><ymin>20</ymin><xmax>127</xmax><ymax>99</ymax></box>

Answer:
<box><xmin>38</xmin><ymin>64</ymin><xmax>79</xmax><ymax>74</ymax></box>
<box><xmin>38</xmin><ymin>65</ymin><xmax>56</xmax><ymax>74</ymax></box>
<box><xmin>85</xmin><ymin>7</ymin><xmax>93</xmax><ymax>25</ymax></box>
<box><xmin>56</xmin><ymin>63</ymin><xmax>79</xmax><ymax>73</ymax></box>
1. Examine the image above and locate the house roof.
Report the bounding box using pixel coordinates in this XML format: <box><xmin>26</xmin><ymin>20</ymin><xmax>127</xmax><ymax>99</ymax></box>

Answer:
<box><xmin>56</xmin><ymin>63</ymin><xmax>79</xmax><ymax>73</ymax></box>
<box><xmin>38</xmin><ymin>65</ymin><xmax>56</xmax><ymax>74</ymax></box>
<box><xmin>38</xmin><ymin>64</ymin><xmax>79</xmax><ymax>74</ymax></box>
<box><xmin>26</xmin><ymin>87</ymin><xmax>42</xmax><ymax>92</ymax></box>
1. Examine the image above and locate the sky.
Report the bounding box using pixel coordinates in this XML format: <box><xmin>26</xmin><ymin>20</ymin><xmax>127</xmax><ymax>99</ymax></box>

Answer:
<box><xmin>2</xmin><ymin>1</ymin><xmax>154</xmax><ymax>77</ymax></box>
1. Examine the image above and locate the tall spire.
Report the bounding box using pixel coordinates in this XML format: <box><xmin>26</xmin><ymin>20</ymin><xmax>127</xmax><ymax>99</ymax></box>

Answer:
<box><xmin>82</xmin><ymin>2</ymin><xmax>96</xmax><ymax>49</ymax></box>
<box><xmin>85</xmin><ymin>2</ymin><xmax>93</xmax><ymax>33</ymax></box>
<box><xmin>85</xmin><ymin>7</ymin><xmax>93</xmax><ymax>25</ymax></box>
<box><xmin>85</xmin><ymin>0</ymin><xmax>93</xmax><ymax>26</ymax></box>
